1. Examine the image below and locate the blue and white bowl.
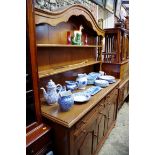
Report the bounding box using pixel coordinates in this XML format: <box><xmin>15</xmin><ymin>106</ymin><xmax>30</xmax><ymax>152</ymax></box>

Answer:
<box><xmin>94</xmin><ymin>80</ymin><xmax>109</xmax><ymax>88</ymax></box>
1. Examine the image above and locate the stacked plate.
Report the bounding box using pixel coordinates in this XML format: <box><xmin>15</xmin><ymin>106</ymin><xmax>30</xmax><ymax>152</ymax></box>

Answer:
<box><xmin>98</xmin><ymin>75</ymin><xmax>116</xmax><ymax>84</ymax></box>
<box><xmin>94</xmin><ymin>79</ymin><xmax>109</xmax><ymax>87</ymax></box>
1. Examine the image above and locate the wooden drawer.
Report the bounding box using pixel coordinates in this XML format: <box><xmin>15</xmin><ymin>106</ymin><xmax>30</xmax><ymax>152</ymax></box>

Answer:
<box><xmin>118</xmin><ymin>81</ymin><xmax>129</xmax><ymax>109</ymax></box>
<box><xmin>74</xmin><ymin>102</ymin><xmax>100</xmax><ymax>131</ymax></box>
<box><xmin>106</xmin><ymin>87</ymin><xmax>118</xmax><ymax>103</ymax></box>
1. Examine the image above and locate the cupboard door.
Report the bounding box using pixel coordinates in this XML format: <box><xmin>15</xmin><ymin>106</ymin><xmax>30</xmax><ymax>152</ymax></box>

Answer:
<box><xmin>74</xmin><ymin>113</ymin><xmax>98</xmax><ymax>155</ymax></box>
<box><xmin>97</xmin><ymin>104</ymin><xmax>107</xmax><ymax>143</ymax></box>
<box><xmin>118</xmin><ymin>86</ymin><xmax>125</xmax><ymax>109</ymax></box>
<box><xmin>107</xmin><ymin>93</ymin><xmax>117</xmax><ymax>131</ymax></box>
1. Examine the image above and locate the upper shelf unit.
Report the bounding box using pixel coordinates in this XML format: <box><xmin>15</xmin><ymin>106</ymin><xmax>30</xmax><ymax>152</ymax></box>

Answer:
<box><xmin>35</xmin><ymin>4</ymin><xmax>104</xmax><ymax>80</ymax></box>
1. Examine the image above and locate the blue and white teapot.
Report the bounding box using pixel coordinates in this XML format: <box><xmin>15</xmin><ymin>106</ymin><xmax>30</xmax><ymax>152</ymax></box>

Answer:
<box><xmin>41</xmin><ymin>80</ymin><xmax>62</xmax><ymax>105</ymax></box>
<box><xmin>76</xmin><ymin>73</ymin><xmax>87</xmax><ymax>89</ymax></box>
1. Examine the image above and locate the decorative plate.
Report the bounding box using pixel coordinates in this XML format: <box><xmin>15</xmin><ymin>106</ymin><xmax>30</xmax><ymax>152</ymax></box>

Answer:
<box><xmin>94</xmin><ymin>80</ymin><xmax>109</xmax><ymax>87</ymax></box>
<box><xmin>84</xmin><ymin>86</ymin><xmax>102</xmax><ymax>96</ymax></box>
<box><xmin>73</xmin><ymin>93</ymin><xmax>91</xmax><ymax>103</ymax></box>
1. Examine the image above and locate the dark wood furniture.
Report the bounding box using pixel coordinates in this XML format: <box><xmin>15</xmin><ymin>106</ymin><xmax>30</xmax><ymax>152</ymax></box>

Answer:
<box><xmin>26</xmin><ymin>0</ymin><xmax>54</xmax><ymax>154</ymax></box>
<box><xmin>42</xmin><ymin>81</ymin><xmax>120</xmax><ymax>155</ymax></box>
<box><xmin>32</xmin><ymin>3</ymin><xmax>121</xmax><ymax>155</ymax></box>
<box><xmin>102</xmin><ymin>28</ymin><xmax>129</xmax><ymax>110</ymax></box>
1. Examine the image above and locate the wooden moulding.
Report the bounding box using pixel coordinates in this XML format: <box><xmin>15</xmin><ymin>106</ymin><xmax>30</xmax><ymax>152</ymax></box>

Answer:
<box><xmin>35</xmin><ymin>4</ymin><xmax>104</xmax><ymax>37</ymax></box>
<box><xmin>41</xmin><ymin>79</ymin><xmax>121</xmax><ymax>128</ymax></box>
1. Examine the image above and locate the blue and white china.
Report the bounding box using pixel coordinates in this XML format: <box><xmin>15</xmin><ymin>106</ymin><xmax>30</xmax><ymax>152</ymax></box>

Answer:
<box><xmin>94</xmin><ymin>80</ymin><xmax>109</xmax><ymax>88</ymax></box>
<box><xmin>76</xmin><ymin>73</ymin><xmax>87</xmax><ymax>89</ymax></box>
<box><xmin>88</xmin><ymin>72</ymin><xmax>101</xmax><ymax>79</ymax></box>
<box><xmin>58</xmin><ymin>90</ymin><xmax>74</xmax><ymax>111</ymax></box>
<box><xmin>108</xmin><ymin>79</ymin><xmax>116</xmax><ymax>84</ymax></box>
<box><xmin>41</xmin><ymin>80</ymin><xmax>62</xmax><ymax>105</ymax></box>
<box><xmin>99</xmin><ymin>71</ymin><xmax>106</xmax><ymax>76</ymax></box>
<box><xmin>98</xmin><ymin>75</ymin><xmax>116</xmax><ymax>83</ymax></box>
<box><xmin>87</xmin><ymin>75</ymin><xmax>97</xmax><ymax>85</ymax></box>
<box><xmin>73</xmin><ymin>92</ymin><xmax>91</xmax><ymax>103</ymax></box>
<box><xmin>65</xmin><ymin>81</ymin><xmax>78</xmax><ymax>91</ymax></box>
<box><xmin>98</xmin><ymin>75</ymin><xmax>115</xmax><ymax>81</ymax></box>
<box><xmin>84</xmin><ymin>86</ymin><xmax>102</xmax><ymax>96</ymax></box>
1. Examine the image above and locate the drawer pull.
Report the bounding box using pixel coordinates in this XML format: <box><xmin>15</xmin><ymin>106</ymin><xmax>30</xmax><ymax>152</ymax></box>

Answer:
<box><xmin>108</xmin><ymin>117</ymin><xmax>111</xmax><ymax>119</ymax></box>
<box><xmin>83</xmin><ymin>130</ymin><xmax>86</xmax><ymax>133</ymax></box>
<box><xmin>82</xmin><ymin>120</ymin><xmax>87</xmax><ymax>124</ymax></box>
<box><xmin>99</xmin><ymin>112</ymin><xmax>103</xmax><ymax>114</ymax></box>
<box><xmin>100</xmin><ymin>103</ymin><xmax>104</xmax><ymax>106</ymax></box>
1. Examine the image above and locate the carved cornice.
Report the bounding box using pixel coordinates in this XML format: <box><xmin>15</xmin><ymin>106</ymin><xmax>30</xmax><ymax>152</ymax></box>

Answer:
<box><xmin>34</xmin><ymin>0</ymin><xmax>97</xmax><ymax>20</ymax></box>
<box><xmin>35</xmin><ymin>4</ymin><xmax>104</xmax><ymax>36</ymax></box>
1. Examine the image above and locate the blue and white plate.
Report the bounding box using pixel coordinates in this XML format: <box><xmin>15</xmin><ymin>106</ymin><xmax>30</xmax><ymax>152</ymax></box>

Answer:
<box><xmin>94</xmin><ymin>80</ymin><xmax>109</xmax><ymax>87</ymax></box>
<box><xmin>73</xmin><ymin>93</ymin><xmax>91</xmax><ymax>103</ymax></box>
<box><xmin>98</xmin><ymin>75</ymin><xmax>115</xmax><ymax>81</ymax></box>
<box><xmin>84</xmin><ymin>86</ymin><xmax>102</xmax><ymax>96</ymax></box>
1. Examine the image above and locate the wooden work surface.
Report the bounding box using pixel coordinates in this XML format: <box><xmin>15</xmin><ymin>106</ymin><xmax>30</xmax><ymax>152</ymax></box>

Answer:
<box><xmin>41</xmin><ymin>79</ymin><xmax>120</xmax><ymax>128</ymax></box>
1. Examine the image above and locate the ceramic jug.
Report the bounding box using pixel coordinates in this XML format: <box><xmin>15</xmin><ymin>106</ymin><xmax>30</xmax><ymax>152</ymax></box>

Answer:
<box><xmin>76</xmin><ymin>73</ymin><xmax>87</xmax><ymax>89</ymax></box>
<box><xmin>41</xmin><ymin>80</ymin><xmax>62</xmax><ymax>105</ymax></box>
<box><xmin>58</xmin><ymin>90</ymin><xmax>74</xmax><ymax>111</ymax></box>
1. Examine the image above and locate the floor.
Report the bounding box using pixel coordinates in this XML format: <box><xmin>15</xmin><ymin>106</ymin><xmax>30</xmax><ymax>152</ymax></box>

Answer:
<box><xmin>98</xmin><ymin>102</ymin><xmax>129</xmax><ymax>155</ymax></box>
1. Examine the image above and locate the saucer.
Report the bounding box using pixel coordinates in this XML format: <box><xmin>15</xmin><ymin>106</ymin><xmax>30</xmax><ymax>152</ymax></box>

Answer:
<box><xmin>73</xmin><ymin>93</ymin><xmax>91</xmax><ymax>103</ymax></box>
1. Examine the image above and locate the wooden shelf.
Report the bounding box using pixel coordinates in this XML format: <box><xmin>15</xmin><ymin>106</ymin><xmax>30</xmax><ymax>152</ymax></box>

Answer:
<box><xmin>39</xmin><ymin>60</ymin><xmax>101</xmax><ymax>78</ymax></box>
<box><xmin>37</xmin><ymin>44</ymin><xmax>103</xmax><ymax>48</ymax></box>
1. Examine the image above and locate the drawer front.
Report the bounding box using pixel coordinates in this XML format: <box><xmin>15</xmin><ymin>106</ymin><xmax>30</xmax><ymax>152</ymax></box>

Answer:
<box><xmin>74</xmin><ymin>103</ymin><xmax>100</xmax><ymax>131</ymax></box>
<box><xmin>106</xmin><ymin>87</ymin><xmax>118</xmax><ymax>103</ymax></box>
<box><xmin>74</xmin><ymin>108</ymin><xmax>98</xmax><ymax>139</ymax></box>
<box><xmin>26</xmin><ymin>132</ymin><xmax>52</xmax><ymax>155</ymax></box>
<box><xmin>118</xmin><ymin>81</ymin><xmax>129</xmax><ymax>109</ymax></box>
<box><xmin>124</xmin><ymin>81</ymin><xmax>129</xmax><ymax>99</ymax></box>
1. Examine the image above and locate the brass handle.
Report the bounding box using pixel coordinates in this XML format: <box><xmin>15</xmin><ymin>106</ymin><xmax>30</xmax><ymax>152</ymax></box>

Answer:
<box><xmin>82</xmin><ymin>120</ymin><xmax>87</xmax><ymax>124</ymax></box>
<box><xmin>83</xmin><ymin>130</ymin><xmax>86</xmax><ymax>133</ymax></box>
<box><xmin>107</xmin><ymin>95</ymin><xmax>110</xmax><ymax>98</ymax></box>
<box><xmin>99</xmin><ymin>112</ymin><xmax>103</xmax><ymax>114</ymax></box>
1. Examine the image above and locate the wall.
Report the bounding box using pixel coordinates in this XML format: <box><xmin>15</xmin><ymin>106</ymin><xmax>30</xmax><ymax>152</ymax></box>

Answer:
<box><xmin>97</xmin><ymin>6</ymin><xmax>115</xmax><ymax>29</ymax></box>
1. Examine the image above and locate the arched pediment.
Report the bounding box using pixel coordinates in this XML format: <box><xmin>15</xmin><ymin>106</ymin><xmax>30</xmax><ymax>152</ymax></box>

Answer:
<box><xmin>35</xmin><ymin>4</ymin><xmax>104</xmax><ymax>36</ymax></box>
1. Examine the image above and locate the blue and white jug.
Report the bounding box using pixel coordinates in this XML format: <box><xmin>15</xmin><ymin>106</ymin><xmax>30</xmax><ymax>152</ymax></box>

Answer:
<box><xmin>76</xmin><ymin>73</ymin><xmax>87</xmax><ymax>89</ymax></box>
